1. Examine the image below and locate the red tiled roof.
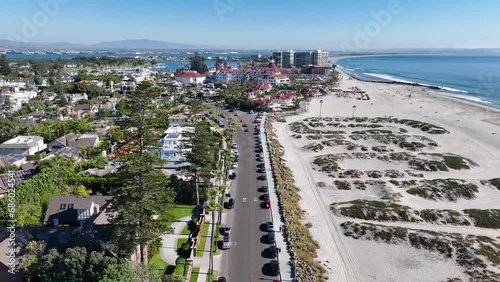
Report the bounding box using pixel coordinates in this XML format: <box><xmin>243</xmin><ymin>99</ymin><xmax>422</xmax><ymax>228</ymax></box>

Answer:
<box><xmin>176</xmin><ymin>72</ymin><xmax>204</xmax><ymax>78</ymax></box>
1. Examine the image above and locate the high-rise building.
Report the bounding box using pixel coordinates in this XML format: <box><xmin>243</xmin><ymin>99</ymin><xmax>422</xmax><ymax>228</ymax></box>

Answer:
<box><xmin>272</xmin><ymin>50</ymin><xmax>295</xmax><ymax>68</ymax></box>
<box><xmin>311</xmin><ymin>49</ymin><xmax>330</xmax><ymax>67</ymax></box>
<box><xmin>293</xmin><ymin>51</ymin><xmax>312</xmax><ymax>68</ymax></box>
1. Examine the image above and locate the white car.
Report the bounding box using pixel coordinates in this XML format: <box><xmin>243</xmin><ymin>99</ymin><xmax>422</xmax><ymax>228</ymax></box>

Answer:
<box><xmin>232</xmin><ymin>163</ymin><xmax>238</xmax><ymax>169</ymax></box>
<box><xmin>231</xmin><ymin>143</ymin><xmax>237</xmax><ymax>149</ymax></box>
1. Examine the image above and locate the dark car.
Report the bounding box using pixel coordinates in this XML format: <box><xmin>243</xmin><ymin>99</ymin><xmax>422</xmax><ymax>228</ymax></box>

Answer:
<box><xmin>259</xmin><ymin>186</ymin><xmax>268</xmax><ymax>193</ymax></box>
<box><xmin>270</xmin><ymin>260</ymin><xmax>280</xmax><ymax>276</ymax></box>
<box><xmin>266</xmin><ymin>221</ymin><xmax>275</xmax><ymax>232</ymax></box>
<box><xmin>257</xmin><ymin>174</ymin><xmax>266</xmax><ymax>180</ymax></box>
<box><xmin>218</xmin><ymin>277</ymin><xmax>227</xmax><ymax>282</ymax></box>
<box><xmin>227</xmin><ymin>198</ymin><xmax>235</xmax><ymax>209</ymax></box>
<box><xmin>269</xmin><ymin>245</ymin><xmax>278</xmax><ymax>258</ymax></box>
<box><xmin>267</xmin><ymin>232</ymin><xmax>275</xmax><ymax>244</ymax></box>
<box><xmin>257</xmin><ymin>163</ymin><xmax>265</xmax><ymax>168</ymax></box>
<box><xmin>261</xmin><ymin>193</ymin><xmax>270</xmax><ymax>201</ymax></box>
<box><xmin>244</xmin><ymin>128</ymin><xmax>250</xmax><ymax>132</ymax></box>
<box><xmin>242</xmin><ymin>124</ymin><xmax>248</xmax><ymax>127</ymax></box>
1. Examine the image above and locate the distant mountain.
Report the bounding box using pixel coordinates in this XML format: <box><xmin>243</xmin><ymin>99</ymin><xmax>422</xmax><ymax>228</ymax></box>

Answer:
<box><xmin>90</xmin><ymin>39</ymin><xmax>197</xmax><ymax>50</ymax></box>
<box><xmin>0</xmin><ymin>39</ymin><xmax>203</xmax><ymax>50</ymax></box>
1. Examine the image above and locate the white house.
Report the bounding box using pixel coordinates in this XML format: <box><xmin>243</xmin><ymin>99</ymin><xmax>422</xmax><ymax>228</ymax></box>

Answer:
<box><xmin>168</xmin><ymin>114</ymin><xmax>189</xmax><ymax>126</ymax></box>
<box><xmin>3</xmin><ymin>91</ymin><xmax>38</xmax><ymax>112</ymax></box>
<box><xmin>63</xmin><ymin>93</ymin><xmax>88</xmax><ymax>104</ymax></box>
<box><xmin>0</xmin><ymin>136</ymin><xmax>47</xmax><ymax>156</ymax></box>
<box><xmin>175</xmin><ymin>71</ymin><xmax>205</xmax><ymax>85</ymax></box>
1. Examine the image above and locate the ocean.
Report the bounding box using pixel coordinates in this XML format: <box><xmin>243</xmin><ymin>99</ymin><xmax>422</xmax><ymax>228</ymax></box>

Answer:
<box><xmin>333</xmin><ymin>55</ymin><xmax>500</xmax><ymax>109</ymax></box>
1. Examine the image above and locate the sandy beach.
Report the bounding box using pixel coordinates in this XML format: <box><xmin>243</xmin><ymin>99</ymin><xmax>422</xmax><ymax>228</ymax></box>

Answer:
<box><xmin>272</xmin><ymin>68</ymin><xmax>500</xmax><ymax>282</ymax></box>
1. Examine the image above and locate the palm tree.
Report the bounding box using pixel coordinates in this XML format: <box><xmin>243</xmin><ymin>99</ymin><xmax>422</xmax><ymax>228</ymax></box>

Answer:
<box><xmin>206</xmin><ymin>188</ymin><xmax>221</xmax><ymax>276</ymax></box>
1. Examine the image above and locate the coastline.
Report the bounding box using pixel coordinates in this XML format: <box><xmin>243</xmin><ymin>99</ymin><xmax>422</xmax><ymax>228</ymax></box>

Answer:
<box><xmin>271</xmin><ymin>67</ymin><xmax>500</xmax><ymax>281</ymax></box>
<box><xmin>336</xmin><ymin>67</ymin><xmax>500</xmax><ymax>116</ymax></box>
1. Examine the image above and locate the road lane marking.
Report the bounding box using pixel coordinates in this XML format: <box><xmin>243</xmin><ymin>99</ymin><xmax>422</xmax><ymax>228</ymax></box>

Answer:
<box><xmin>254</xmin><ymin>197</ymin><xmax>258</xmax><ymax>202</ymax></box>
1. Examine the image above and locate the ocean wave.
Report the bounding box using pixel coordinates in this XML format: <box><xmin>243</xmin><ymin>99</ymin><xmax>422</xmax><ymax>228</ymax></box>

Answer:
<box><xmin>364</xmin><ymin>73</ymin><xmax>418</xmax><ymax>84</ymax></box>
<box><xmin>439</xmin><ymin>86</ymin><xmax>468</xmax><ymax>93</ymax></box>
<box><xmin>429</xmin><ymin>90</ymin><xmax>492</xmax><ymax>104</ymax></box>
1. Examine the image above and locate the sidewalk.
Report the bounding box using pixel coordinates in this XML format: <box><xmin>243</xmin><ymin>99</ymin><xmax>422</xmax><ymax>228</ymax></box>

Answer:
<box><xmin>160</xmin><ymin>215</ymin><xmax>191</xmax><ymax>265</ymax></box>
<box><xmin>194</xmin><ymin>211</ymin><xmax>224</xmax><ymax>282</ymax></box>
<box><xmin>260</xmin><ymin>115</ymin><xmax>296</xmax><ymax>281</ymax></box>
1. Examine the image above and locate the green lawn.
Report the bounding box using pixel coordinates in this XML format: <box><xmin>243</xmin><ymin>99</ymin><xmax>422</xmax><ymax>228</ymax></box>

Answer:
<box><xmin>177</xmin><ymin>237</ymin><xmax>188</xmax><ymax>250</ymax></box>
<box><xmin>189</xmin><ymin>267</ymin><xmax>200</xmax><ymax>282</ymax></box>
<box><xmin>196</xmin><ymin>221</ymin><xmax>211</xmax><ymax>257</ymax></box>
<box><xmin>206</xmin><ymin>270</ymin><xmax>218</xmax><ymax>282</ymax></box>
<box><xmin>168</xmin><ymin>205</ymin><xmax>195</xmax><ymax>221</ymax></box>
<box><xmin>148</xmin><ymin>252</ymin><xmax>169</xmax><ymax>275</ymax></box>
<box><xmin>181</xmin><ymin>222</ymin><xmax>193</xmax><ymax>235</ymax></box>
<box><xmin>208</xmin><ymin>108</ymin><xmax>221</xmax><ymax>115</ymax></box>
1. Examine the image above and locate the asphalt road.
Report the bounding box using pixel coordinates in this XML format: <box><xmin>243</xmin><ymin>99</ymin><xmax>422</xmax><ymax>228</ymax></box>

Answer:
<box><xmin>218</xmin><ymin>110</ymin><xmax>279</xmax><ymax>281</ymax></box>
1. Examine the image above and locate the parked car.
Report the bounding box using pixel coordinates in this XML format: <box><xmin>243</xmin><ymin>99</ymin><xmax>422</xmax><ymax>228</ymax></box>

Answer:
<box><xmin>257</xmin><ymin>168</ymin><xmax>265</xmax><ymax>173</ymax></box>
<box><xmin>270</xmin><ymin>260</ymin><xmax>280</xmax><ymax>275</ymax></box>
<box><xmin>231</xmin><ymin>143</ymin><xmax>237</xmax><ymax>149</ymax></box>
<box><xmin>269</xmin><ymin>245</ymin><xmax>278</xmax><ymax>258</ymax></box>
<box><xmin>257</xmin><ymin>174</ymin><xmax>266</xmax><ymax>180</ymax></box>
<box><xmin>232</xmin><ymin>163</ymin><xmax>238</xmax><ymax>169</ymax></box>
<box><xmin>244</xmin><ymin>128</ymin><xmax>250</xmax><ymax>132</ymax></box>
<box><xmin>264</xmin><ymin>199</ymin><xmax>271</xmax><ymax>208</ymax></box>
<box><xmin>261</xmin><ymin>194</ymin><xmax>270</xmax><ymax>201</ymax></box>
<box><xmin>218</xmin><ymin>277</ymin><xmax>227</xmax><ymax>282</ymax></box>
<box><xmin>224</xmin><ymin>225</ymin><xmax>231</xmax><ymax>236</ymax></box>
<box><xmin>259</xmin><ymin>186</ymin><xmax>268</xmax><ymax>193</ymax></box>
<box><xmin>242</xmin><ymin>124</ymin><xmax>248</xmax><ymax>127</ymax></box>
<box><xmin>222</xmin><ymin>235</ymin><xmax>230</xmax><ymax>249</ymax></box>
<box><xmin>267</xmin><ymin>232</ymin><xmax>275</xmax><ymax>244</ymax></box>
<box><xmin>227</xmin><ymin>198</ymin><xmax>235</xmax><ymax>209</ymax></box>
<box><xmin>258</xmin><ymin>153</ymin><xmax>264</xmax><ymax>158</ymax></box>
<box><xmin>266</xmin><ymin>221</ymin><xmax>275</xmax><ymax>232</ymax></box>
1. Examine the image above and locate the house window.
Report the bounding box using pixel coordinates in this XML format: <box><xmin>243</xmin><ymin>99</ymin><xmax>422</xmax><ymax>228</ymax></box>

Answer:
<box><xmin>67</xmin><ymin>203</ymin><xmax>74</xmax><ymax>209</ymax></box>
<box><xmin>60</xmin><ymin>203</ymin><xmax>67</xmax><ymax>209</ymax></box>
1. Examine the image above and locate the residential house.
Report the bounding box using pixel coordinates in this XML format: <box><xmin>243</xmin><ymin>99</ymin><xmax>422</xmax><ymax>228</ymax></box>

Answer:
<box><xmin>17</xmin><ymin>112</ymin><xmax>45</xmax><ymax>125</ymax></box>
<box><xmin>158</xmin><ymin>125</ymin><xmax>194</xmax><ymax>167</ymax></box>
<box><xmin>63</xmin><ymin>93</ymin><xmax>88</xmax><ymax>104</ymax></box>
<box><xmin>168</xmin><ymin>114</ymin><xmax>189</xmax><ymax>126</ymax></box>
<box><xmin>0</xmin><ymin>169</ymin><xmax>37</xmax><ymax>197</ymax></box>
<box><xmin>2</xmin><ymin>90</ymin><xmax>38</xmax><ymax>112</ymax></box>
<box><xmin>174</xmin><ymin>71</ymin><xmax>205</xmax><ymax>85</ymax></box>
<box><xmin>42</xmin><ymin>91</ymin><xmax>58</xmax><ymax>101</ymax></box>
<box><xmin>43</xmin><ymin>195</ymin><xmax>113</xmax><ymax>226</ymax></box>
<box><xmin>48</xmin><ymin>133</ymin><xmax>99</xmax><ymax>152</ymax></box>
<box><xmin>79</xmin><ymin>164</ymin><xmax>119</xmax><ymax>177</ymax></box>
<box><xmin>273</xmin><ymin>90</ymin><xmax>297</xmax><ymax>108</ymax></box>
<box><xmin>44</xmin><ymin>147</ymin><xmax>82</xmax><ymax>162</ymax></box>
<box><xmin>0</xmin><ymin>154</ymin><xmax>27</xmax><ymax>167</ymax></box>
<box><xmin>0</xmin><ymin>136</ymin><xmax>47</xmax><ymax>156</ymax></box>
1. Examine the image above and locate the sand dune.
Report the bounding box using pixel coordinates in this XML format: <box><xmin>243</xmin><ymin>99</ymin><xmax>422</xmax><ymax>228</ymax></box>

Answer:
<box><xmin>272</xmin><ymin>68</ymin><xmax>500</xmax><ymax>281</ymax></box>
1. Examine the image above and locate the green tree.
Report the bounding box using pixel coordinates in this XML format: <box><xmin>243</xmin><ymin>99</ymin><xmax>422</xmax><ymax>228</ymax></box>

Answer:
<box><xmin>74</xmin><ymin>185</ymin><xmax>91</xmax><ymax>196</ymax></box>
<box><xmin>99</xmin><ymin>108</ymin><xmax>110</xmax><ymax>118</ymax></box>
<box><xmin>151</xmin><ymin>59</ymin><xmax>158</xmax><ymax>66</ymax></box>
<box><xmin>189</xmin><ymin>52</ymin><xmax>207</xmax><ymax>74</ymax></box>
<box><xmin>0</xmin><ymin>54</ymin><xmax>11</xmax><ymax>76</ymax></box>
<box><xmin>1</xmin><ymin>95</ymin><xmax>16</xmax><ymax>112</ymax></box>
<box><xmin>101</xmin><ymin>262</ymin><xmax>183</xmax><ymax>282</ymax></box>
<box><xmin>37</xmin><ymin>247</ymin><xmax>118</xmax><ymax>282</ymax></box>
<box><xmin>108</xmin><ymin>81</ymin><xmax>176</xmax><ymax>264</ymax></box>
<box><xmin>0</xmin><ymin>117</ymin><xmax>24</xmax><ymax>143</ymax></box>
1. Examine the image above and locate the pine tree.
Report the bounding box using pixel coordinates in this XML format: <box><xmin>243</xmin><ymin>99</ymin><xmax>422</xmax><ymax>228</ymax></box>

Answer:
<box><xmin>0</xmin><ymin>54</ymin><xmax>11</xmax><ymax>76</ymax></box>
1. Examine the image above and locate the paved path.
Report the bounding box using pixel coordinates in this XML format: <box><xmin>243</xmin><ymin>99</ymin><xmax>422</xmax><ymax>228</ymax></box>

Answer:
<box><xmin>261</xmin><ymin>115</ymin><xmax>296</xmax><ymax>281</ymax></box>
<box><xmin>195</xmin><ymin>211</ymin><xmax>224</xmax><ymax>282</ymax></box>
<box><xmin>160</xmin><ymin>215</ymin><xmax>191</xmax><ymax>265</ymax></box>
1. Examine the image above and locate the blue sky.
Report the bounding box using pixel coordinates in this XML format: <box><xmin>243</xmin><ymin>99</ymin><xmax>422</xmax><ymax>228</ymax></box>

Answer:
<box><xmin>1</xmin><ymin>0</ymin><xmax>500</xmax><ymax>50</ymax></box>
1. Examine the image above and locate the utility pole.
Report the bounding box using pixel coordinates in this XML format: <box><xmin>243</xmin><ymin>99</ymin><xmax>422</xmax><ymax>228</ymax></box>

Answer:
<box><xmin>319</xmin><ymin>99</ymin><xmax>323</xmax><ymax>117</ymax></box>
<box><xmin>352</xmin><ymin>105</ymin><xmax>356</xmax><ymax>118</ymax></box>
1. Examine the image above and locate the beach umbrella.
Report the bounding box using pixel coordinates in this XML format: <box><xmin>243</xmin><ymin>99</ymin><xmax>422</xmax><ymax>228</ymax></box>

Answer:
<box><xmin>352</xmin><ymin>105</ymin><xmax>357</xmax><ymax>118</ymax></box>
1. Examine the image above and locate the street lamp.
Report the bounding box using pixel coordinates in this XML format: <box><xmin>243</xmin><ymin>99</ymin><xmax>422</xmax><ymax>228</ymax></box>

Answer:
<box><xmin>352</xmin><ymin>105</ymin><xmax>356</xmax><ymax>118</ymax></box>
<box><xmin>319</xmin><ymin>100</ymin><xmax>323</xmax><ymax>117</ymax></box>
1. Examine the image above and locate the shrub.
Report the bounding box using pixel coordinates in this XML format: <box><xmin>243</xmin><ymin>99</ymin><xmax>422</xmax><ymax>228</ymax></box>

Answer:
<box><xmin>464</xmin><ymin>209</ymin><xmax>500</xmax><ymax>229</ymax></box>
